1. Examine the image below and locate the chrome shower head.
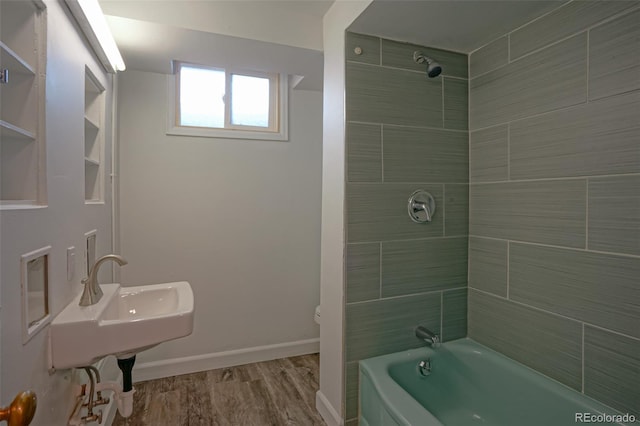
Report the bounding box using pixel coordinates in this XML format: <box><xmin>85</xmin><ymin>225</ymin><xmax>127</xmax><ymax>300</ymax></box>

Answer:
<box><xmin>413</xmin><ymin>51</ymin><xmax>442</xmax><ymax>78</ymax></box>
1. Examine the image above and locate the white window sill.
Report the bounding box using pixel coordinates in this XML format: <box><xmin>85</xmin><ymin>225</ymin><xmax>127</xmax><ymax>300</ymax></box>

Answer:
<box><xmin>166</xmin><ymin>125</ymin><xmax>288</xmax><ymax>141</ymax></box>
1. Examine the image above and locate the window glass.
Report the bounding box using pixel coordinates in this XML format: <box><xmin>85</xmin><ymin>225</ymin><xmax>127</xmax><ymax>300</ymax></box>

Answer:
<box><xmin>170</xmin><ymin>62</ymin><xmax>287</xmax><ymax>141</ymax></box>
<box><xmin>180</xmin><ymin>66</ymin><xmax>225</xmax><ymax>128</ymax></box>
<box><xmin>230</xmin><ymin>74</ymin><xmax>270</xmax><ymax>127</ymax></box>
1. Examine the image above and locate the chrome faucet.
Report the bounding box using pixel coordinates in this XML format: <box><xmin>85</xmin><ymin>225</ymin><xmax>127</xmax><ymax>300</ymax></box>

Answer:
<box><xmin>415</xmin><ymin>326</ymin><xmax>440</xmax><ymax>347</ymax></box>
<box><xmin>80</xmin><ymin>254</ymin><xmax>128</xmax><ymax>306</ymax></box>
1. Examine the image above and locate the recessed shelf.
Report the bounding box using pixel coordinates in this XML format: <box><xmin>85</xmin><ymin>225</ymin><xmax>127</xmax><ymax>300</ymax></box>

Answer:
<box><xmin>84</xmin><ymin>115</ymin><xmax>99</xmax><ymax>132</ymax></box>
<box><xmin>0</xmin><ymin>200</ymin><xmax>42</xmax><ymax>210</ymax></box>
<box><xmin>84</xmin><ymin>157</ymin><xmax>100</xmax><ymax>166</ymax></box>
<box><xmin>1</xmin><ymin>0</ymin><xmax>46</xmax><ymax>204</ymax></box>
<box><xmin>0</xmin><ymin>119</ymin><xmax>35</xmax><ymax>140</ymax></box>
<box><xmin>84</xmin><ymin>66</ymin><xmax>104</xmax><ymax>202</ymax></box>
<box><xmin>0</xmin><ymin>41</ymin><xmax>35</xmax><ymax>75</ymax></box>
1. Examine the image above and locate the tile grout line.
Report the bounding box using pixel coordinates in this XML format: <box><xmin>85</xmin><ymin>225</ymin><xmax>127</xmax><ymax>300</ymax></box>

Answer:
<box><xmin>468</xmin><ymin>5</ymin><xmax>640</xmax><ymax>81</ymax></box>
<box><xmin>442</xmin><ymin>77</ymin><xmax>445</xmax><ymax>128</ymax></box>
<box><xmin>584</xmin><ymin>322</ymin><xmax>640</xmax><ymax>342</ymax></box>
<box><xmin>468</xmin><ymin>172</ymin><xmax>640</xmax><ymax>185</ymax></box>
<box><xmin>347</xmin><ymin>59</ymin><xmax>466</xmax><ymax>79</ymax></box>
<box><xmin>469</xmin><ymin>287</ymin><xmax>584</xmax><ymax>325</ymax></box>
<box><xmin>470</xmin><ymin>287</ymin><xmax>640</xmax><ymax>343</ymax></box>
<box><xmin>506</xmin><ymin>240</ymin><xmax>510</xmax><ymax>299</ymax></box>
<box><xmin>380</xmin><ymin>124</ymin><xmax>384</xmax><ymax>182</ymax></box>
<box><xmin>440</xmin><ymin>291</ymin><xmax>444</xmax><ymax>340</ymax></box>
<box><xmin>346</xmin><ymin>286</ymin><xmax>469</xmax><ymax>306</ymax></box>
<box><xmin>586</xmin><ymin>29</ymin><xmax>590</xmax><ymax>103</ymax></box>
<box><xmin>347</xmin><ymin>235</ymin><xmax>468</xmax><ymax>246</ymax></box>
<box><xmin>467</xmin><ymin>235</ymin><xmax>640</xmax><ymax>260</ymax></box>
<box><xmin>581</xmin><ymin>323</ymin><xmax>585</xmax><ymax>394</ymax></box>
<box><xmin>379</xmin><ymin>241</ymin><xmax>383</xmax><ymax>299</ymax></box>
<box><xmin>507</xmin><ymin>123</ymin><xmax>511</xmax><ymax>180</ymax></box>
<box><xmin>585</xmin><ymin>179</ymin><xmax>589</xmax><ymax>250</ymax></box>
<box><xmin>347</xmin><ymin>119</ymin><xmax>468</xmax><ymax>133</ymax></box>
<box><xmin>442</xmin><ymin>184</ymin><xmax>446</xmax><ymax>237</ymax></box>
<box><xmin>351</xmin><ymin>181</ymin><xmax>470</xmax><ymax>185</ymax></box>
<box><xmin>467</xmin><ymin>76</ymin><xmax>639</xmax><ymax>133</ymax></box>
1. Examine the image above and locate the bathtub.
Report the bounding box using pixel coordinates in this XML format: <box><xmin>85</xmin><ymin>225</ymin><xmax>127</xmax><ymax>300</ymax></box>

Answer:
<box><xmin>359</xmin><ymin>338</ymin><xmax>632</xmax><ymax>426</ymax></box>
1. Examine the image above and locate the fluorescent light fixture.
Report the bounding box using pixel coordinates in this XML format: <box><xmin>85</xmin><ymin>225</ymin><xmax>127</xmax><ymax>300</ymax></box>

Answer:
<box><xmin>65</xmin><ymin>0</ymin><xmax>125</xmax><ymax>72</ymax></box>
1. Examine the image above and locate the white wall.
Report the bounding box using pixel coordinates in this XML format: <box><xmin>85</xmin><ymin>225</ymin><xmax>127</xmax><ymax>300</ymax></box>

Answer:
<box><xmin>100</xmin><ymin>0</ymin><xmax>329</xmax><ymax>52</ymax></box>
<box><xmin>0</xmin><ymin>1</ymin><xmax>115</xmax><ymax>424</ymax></box>
<box><xmin>117</xmin><ymin>69</ymin><xmax>323</xmax><ymax>379</ymax></box>
<box><xmin>317</xmin><ymin>2</ymin><xmax>371</xmax><ymax>425</ymax></box>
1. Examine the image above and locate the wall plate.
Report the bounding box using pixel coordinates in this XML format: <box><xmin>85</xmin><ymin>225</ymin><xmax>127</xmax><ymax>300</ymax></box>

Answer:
<box><xmin>21</xmin><ymin>245</ymin><xmax>52</xmax><ymax>344</ymax></box>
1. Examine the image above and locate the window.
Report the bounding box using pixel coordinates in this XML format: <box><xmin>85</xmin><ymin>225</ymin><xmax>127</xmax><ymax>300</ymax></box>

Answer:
<box><xmin>168</xmin><ymin>62</ymin><xmax>288</xmax><ymax>141</ymax></box>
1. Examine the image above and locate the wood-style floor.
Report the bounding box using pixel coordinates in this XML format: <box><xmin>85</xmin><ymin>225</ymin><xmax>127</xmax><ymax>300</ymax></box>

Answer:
<box><xmin>112</xmin><ymin>354</ymin><xmax>326</xmax><ymax>426</ymax></box>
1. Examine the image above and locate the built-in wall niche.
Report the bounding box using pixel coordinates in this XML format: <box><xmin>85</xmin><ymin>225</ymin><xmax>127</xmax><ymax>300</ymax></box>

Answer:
<box><xmin>85</xmin><ymin>229</ymin><xmax>97</xmax><ymax>276</ymax></box>
<box><xmin>84</xmin><ymin>67</ymin><xmax>105</xmax><ymax>202</ymax></box>
<box><xmin>21</xmin><ymin>246</ymin><xmax>51</xmax><ymax>343</ymax></box>
<box><xmin>0</xmin><ymin>0</ymin><xmax>46</xmax><ymax>208</ymax></box>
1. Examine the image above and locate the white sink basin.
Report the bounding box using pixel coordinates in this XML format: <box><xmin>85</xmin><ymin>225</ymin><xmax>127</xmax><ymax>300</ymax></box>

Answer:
<box><xmin>49</xmin><ymin>282</ymin><xmax>194</xmax><ymax>369</ymax></box>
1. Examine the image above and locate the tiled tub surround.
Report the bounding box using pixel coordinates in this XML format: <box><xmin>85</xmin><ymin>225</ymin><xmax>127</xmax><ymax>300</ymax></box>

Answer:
<box><xmin>468</xmin><ymin>3</ymin><xmax>640</xmax><ymax>418</ymax></box>
<box><xmin>344</xmin><ymin>32</ymin><xmax>469</xmax><ymax>423</ymax></box>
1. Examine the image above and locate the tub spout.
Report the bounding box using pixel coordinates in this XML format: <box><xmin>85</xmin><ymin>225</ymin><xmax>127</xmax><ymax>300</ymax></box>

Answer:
<box><xmin>415</xmin><ymin>326</ymin><xmax>440</xmax><ymax>347</ymax></box>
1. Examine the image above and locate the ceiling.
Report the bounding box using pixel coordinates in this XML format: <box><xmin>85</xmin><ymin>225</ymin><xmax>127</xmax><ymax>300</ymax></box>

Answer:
<box><xmin>100</xmin><ymin>0</ymin><xmax>334</xmax><ymax>52</ymax></box>
<box><xmin>100</xmin><ymin>0</ymin><xmax>568</xmax><ymax>89</ymax></box>
<box><xmin>349</xmin><ymin>0</ymin><xmax>565</xmax><ymax>53</ymax></box>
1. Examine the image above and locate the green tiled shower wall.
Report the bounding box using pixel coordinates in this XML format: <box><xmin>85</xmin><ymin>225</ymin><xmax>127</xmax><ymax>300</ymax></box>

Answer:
<box><xmin>344</xmin><ymin>32</ymin><xmax>469</xmax><ymax>422</ymax></box>
<box><xmin>345</xmin><ymin>3</ymin><xmax>640</xmax><ymax>423</ymax></box>
<box><xmin>468</xmin><ymin>4</ymin><xmax>640</xmax><ymax>418</ymax></box>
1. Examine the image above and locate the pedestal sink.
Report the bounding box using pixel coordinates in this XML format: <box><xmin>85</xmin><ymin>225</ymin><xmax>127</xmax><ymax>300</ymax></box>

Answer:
<box><xmin>49</xmin><ymin>282</ymin><xmax>194</xmax><ymax>369</ymax></box>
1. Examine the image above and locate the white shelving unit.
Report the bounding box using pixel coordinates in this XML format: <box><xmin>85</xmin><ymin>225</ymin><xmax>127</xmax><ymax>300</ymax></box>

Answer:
<box><xmin>84</xmin><ymin>67</ymin><xmax>105</xmax><ymax>202</ymax></box>
<box><xmin>0</xmin><ymin>1</ymin><xmax>46</xmax><ymax>208</ymax></box>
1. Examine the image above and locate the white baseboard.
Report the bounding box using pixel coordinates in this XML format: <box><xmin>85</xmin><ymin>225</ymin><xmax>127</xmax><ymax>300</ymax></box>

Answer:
<box><xmin>316</xmin><ymin>390</ymin><xmax>343</xmax><ymax>426</ymax></box>
<box><xmin>132</xmin><ymin>338</ymin><xmax>320</xmax><ymax>382</ymax></box>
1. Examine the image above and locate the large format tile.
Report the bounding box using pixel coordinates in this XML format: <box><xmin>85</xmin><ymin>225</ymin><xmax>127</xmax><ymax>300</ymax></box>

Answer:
<box><xmin>588</xmin><ymin>175</ymin><xmax>640</xmax><ymax>256</ymax></box>
<box><xmin>444</xmin><ymin>184</ymin><xmax>468</xmax><ymax>236</ymax></box>
<box><xmin>381</xmin><ymin>39</ymin><xmax>468</xmax><ymax>78</ymax></box>
<box><xmin>347</xmin><ymin>183</ymin><xmax>443</xmax><ymax>242</ymax></box>
<box><xmin>468</xmin><ymin>289</ymin><xmax>582</xmax><ymax>390</ymax></box>
<box><xmin>510</xmin><ymin>91</ymin><xmax>640</xmax><ymax>179</ymax></box>
<box><xmin>469</xmin><ymin>180</ymin><xmax>586</xmax><ymax>248</ymax></box>
<box><xmin>443</xmin><ymin>78</ymin><xmax>468</xmax><ymax>131</ymax></box>
<box><xmin>442</xmin><ymin>288</ymin><xmax>467</xmax><ymax>341</ymax></box>
<box><xmin>470</xmin><ymin>36</ymin><xmax>508</xmax><ymax>78</ymax></box>
<box><xmin>509</xmin><ymin>1</ymin><xmax>635</xmax><ymax>60</ymax></box>
<box><xmin>383</xmin><ymin>126</ymin><xmax>468</xmax><ymax>183</ymax></box>
<box><xmin>584</xmin><ymin>326</ymin><xmax>640</xmax><ymax>417</ymax></box>
<box><xmin>347</xmin><ymin>122</ymin><xmax>382</xmax><ymax>182</ymax></box>
<box><xmin>470</xmin><ymin>34</ymin><xmax>587</xmax><ymax>130</ymax></box>
<box><xmin>468</xmin><ymin>237</ymin><xmax>507</xmax><ymax>297</ymax></box>
<box><xmin>589</xmin><ymin>8</ymin><xmax>640</xmax><ymax>100</ymax></box>
<box><xmin>381</xmin><ymin>237</ymin><xmax>468</xmax><ymax>297</ymax></box>
<box><xmin>346</xmin><ymin>62</ymin><xmax>442</xmax><ymax>127</ymax></box>
<box><xmin>346</xmin><ymin>292</ymin><xmax>441</xmax><ymax>361</ymax></box>
<box><xmin>509</xmin><ymin>243</ymin><xmax>640</xmax><ymax>339</ymax></box>
<box><xmin>469</xmin><ymin>124</ymin><xmax>508</xmax><ymax>182</ymax></box>
<box><xmin>346</xmin><ymin>243</ymin><xmax>380</xmax><ymax>303</ymax></box>
<box><xmin>346</xmin><ymin>32</ymin><xmax>380</xmax><ymax>65</ymax></box>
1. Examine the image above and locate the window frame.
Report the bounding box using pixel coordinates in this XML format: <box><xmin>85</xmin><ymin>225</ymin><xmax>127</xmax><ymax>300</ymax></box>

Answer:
<box><xmin>167</xmin><ymin>61</ymin><xmax>288</xmax><ymax>141</ymax></box>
